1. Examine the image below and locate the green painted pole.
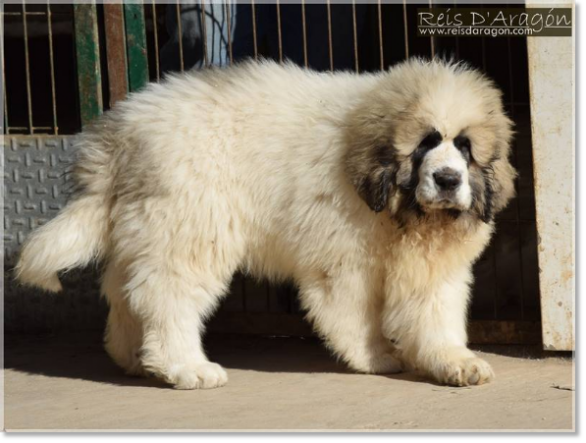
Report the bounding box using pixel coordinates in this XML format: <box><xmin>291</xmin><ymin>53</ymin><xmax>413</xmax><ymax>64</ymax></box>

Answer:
<box><xmin>124</xmin><ymin>3</ymin><xmax>149</xmax><ymax>93</ymax></box>
<box><xmin>73</xmin><ymin>2</ymin><xmax>103</xmax><ymax>127</ymax></box>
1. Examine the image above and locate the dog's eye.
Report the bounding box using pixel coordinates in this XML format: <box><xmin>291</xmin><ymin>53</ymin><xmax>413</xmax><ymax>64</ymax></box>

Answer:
<box><xmin>418</xmin><ymin>131</ymin><xmax>442</xmax><ymax>151</ymax></box>
<box><xmin>454</xmin><ymin>135</ymin><xmax>472</xmax><ymax>161</ymax></box>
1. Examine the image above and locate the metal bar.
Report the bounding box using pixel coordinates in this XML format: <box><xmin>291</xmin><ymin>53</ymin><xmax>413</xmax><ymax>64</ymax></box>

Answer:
<box><xmin>377</xmin><ymin>0</ymin><xmax>384</xmax><ymax>70</ymax></box>
<box><xmin>429</xmin><ymin>0</ymin><xmax>435</xmax><ymax>57</ymax></box>
<box><xmin>104</xmin><ymin>3</ymin><xmax>128</xmax><ymax>106</ymax></box>
<box><xmin>225</xmin><ymin>2</ymin><xmax>233</xmax><ymax>64</ymax></box>
<box><xmin>21</xmin><ymin>1</ymin><xmax>33</xmax><ymax>134</ymax></box>
<box><xmin>124</xmin><ymin>2</ymin><xmax>149</xmax><ymax>93</ymax></box>
<box><xmin>6</xmin><ymin>126</ymin><xmax>53</xmax><ymax>131</ymax></box>
<box><xmin>301</xmin><ymin>0</ymin><xmax>309</xmax><ymax>68</ymax></box>
<box><xmin>480</xmin><ymin>5</ymin><xmax>487</xmax><ymax>70</ymax></box>
<box><xmin>1</xmin><ymin>7</ymin><xmax>9</xmax><ymax>134</ymax></box>
<box><xmin>151</xmin><ymin>0</ymin><xmax>160</xmax><ymax>81</ymax></box>
<box><xmin>6</xmin><ymin>127</ymin><xmax>54</xmax><ymax>135</ymax></box>
<box><xmin>200</xmin><ymin>0</ymin><xmax>209</xmax><ymax>67</ymax></box>
<box><xmin>73</xmin><ymin>2</ymin><xmax>103</xmax><ymax>127</ymax></box>
<box><xmin>47</xmin><ymin>1</ymin><xmax>58</xmax><ymax>134</ymax></box>
<box><xmin>175</xmin><ymin>2</ymin><xmax>184</xmax><ymax>71</ymax></box>
<box><xmin>453</xmin><ymin>0</ymin><xmax>460</xmax><ymax>60</ymax></box>
<box><xmin>251</xmin><ymin>0</ymin><xmax>258</xmax><ymax>61</ymax></box>
<box><xmin>351</xmin><ymin>0</ymin><xmax>359</xmax><ymax>72</ymax></box>
<box><xmin>326</xmin><ymin>0</ymin><xmax>333</xmax><ymax>70</ymax></box>
<box><xmin>3</xmin><ymin>11</ymin><xmax>52</xmax><ymax>16</ymax></box>
<box><xmin>276</xmin><ymin>0</ymin><xmax>283</xmax><ymax>63</ymax></box>
<box><xmin>403</xmin><ymin>0</ymin><xmax>409</xmax><ymax>58</ymax></box>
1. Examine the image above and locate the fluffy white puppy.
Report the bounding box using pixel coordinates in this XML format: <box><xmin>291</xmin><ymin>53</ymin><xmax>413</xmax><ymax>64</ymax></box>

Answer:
<box><xmin>16</xmin><ymin>58</ymin><xmax>516</xmax><ymax>389</ymax></box>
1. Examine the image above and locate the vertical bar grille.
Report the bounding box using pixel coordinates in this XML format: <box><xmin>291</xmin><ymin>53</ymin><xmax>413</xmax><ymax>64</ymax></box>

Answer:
<box><xmin>480</xmin><ymin>5</ymin><xmax>487</xmax><ymax>70</ymax></box>
<box><xmin>403</xmin><ymin>0</ymin><xmax>410</xmax><ymax>58</ymax></box>
<box><xmin>21</xmin><ymin>1</ymin><xmax>33</xmax><ymax>133</ymax></box>
<box><xmin>175</xmin><ymin>1</ymin><xmax>184</xmax><ymax>72</ymax></box>
<box><xmin>1</xmin><ymin>6</ymin><xmax>9</xmax><ymax>133</ymax></box>
<box><xmin>225</xmin><ymin>2</ymin><xmax>233</xmax><ymax>64</ymax></box>
<box><xmin>73</xmin><ymin>2</ymin><xmax>103</xmax><ymax>127</ymax></box>
<box><xmin>453</xmin><ymin>0</ymin><xmax>460</xmax><ymax>59</ymax></box>
<box><xmin>251</xmin><ymin>0</ymin><xmax>258</xmax><ymax>61</ymax></box>
<box><xmin>429</xmin><ymin>0</ymin><xmax>435</xmax><ymax>57</ymax></box>
<box><xmin>301</xmin><ymin>0</ymin><xmax>308</xmax><ymax>68</ymax></box>
<box><xmin>326</xmin><ymin>0</ymin><xmax>333</xmax><ymax>70</ymax></box>
<box><xmin>276</xmin><ymin>1</ymin><xmax>283</xmax><ymax>63</ymax></box>
<box><xmin>150</xmin><ymin>0</ymin><xmax>160</xmax><ymax>81</ymax></box>
<box><xmin>351</xmin><ymin>0</ymin><xmax>359</xmax><ymax>72</ymax></box>
<box><xmin>46</xmin><ymin>1</ymin><xmax>58</xmax><ymax>134</ymax></box>
<box><xmin>377</xmin><ymin>0</ymin><xmax>384</xmax><ymax>70</ymax></box>
<box><xmin>124</xmin><ymin>3</ymin><xmax>149</xmax><ymax>93</ymax></box>
<box><xmin>104</xmin><ymin>3</ymin><xmax>128</xmax><ymax>106</ymax></box>
<box><xmin>199</xmin><ymin>0</ymin><xmax>209</xmax><ymax>67</ymax></box>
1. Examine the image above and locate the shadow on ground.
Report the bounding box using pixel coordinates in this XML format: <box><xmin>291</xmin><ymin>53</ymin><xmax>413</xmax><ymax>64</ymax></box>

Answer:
<box><xmin>4</xmin><ymin>332</ymin><xmax>438</xmax><ymax>389</ymax></box>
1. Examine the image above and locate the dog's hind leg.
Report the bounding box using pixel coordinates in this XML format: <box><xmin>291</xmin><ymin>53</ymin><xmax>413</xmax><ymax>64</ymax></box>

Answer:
<box><xmin>103</xmin><ymin>263</ymin><xmax>145</xmax><ymax>377</ymax></box>
<box><xmin>126</xmin><ymin>264</ymin><xmax>231</xmax><ymax>390</ymax></box>
<box><xmin>299</xmin><ymin>267</ymin><xmax>403</xmax><ymax>374</ymax></box>
<box><xmin>102</xmin><ymin>264</ymin><xmax>146</xmax><ymax>375</ymax></box>
<box><xmin>110</xmin><ymin>187</ymin><xmax>245</xmax><ymax>389</ymax></box>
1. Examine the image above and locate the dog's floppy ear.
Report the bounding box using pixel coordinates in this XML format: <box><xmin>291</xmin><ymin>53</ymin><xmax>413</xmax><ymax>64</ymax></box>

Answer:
<box><xmin>346</xmin><ymin>144</ymin><xmax>397</xmax><ymax>213</ymax></box>
<box><xmin>483</xmin><ymin>113</ymin><xmax>517</xmax><ymax>221</ymax></box>
<box><xmin>489</xmin><ymin>150</ymin><xmax>516</xmax><ymax>216</ymax></box>
<box><xmin>344</xmin><ymin>96</ymin><xmax>400</xmax><ymax>213</ymax></box>
<box><xmin>469</xmin><ymin>111</ymin><xmax>516</xmax><ymax>223</ymax></box>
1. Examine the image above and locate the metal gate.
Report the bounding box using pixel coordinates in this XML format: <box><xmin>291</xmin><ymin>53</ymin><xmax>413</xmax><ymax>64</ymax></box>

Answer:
<box><xmin>2</xmin><ymin>1</ymin><xmax>572</xmax><ymax>348</ymax></box>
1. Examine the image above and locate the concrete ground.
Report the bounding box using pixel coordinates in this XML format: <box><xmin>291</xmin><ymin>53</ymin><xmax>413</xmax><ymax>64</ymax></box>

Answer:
<box><xmin>3</xmin><ymin>333</ymin><xmax>574</xmax><ymax>431</ymax></box>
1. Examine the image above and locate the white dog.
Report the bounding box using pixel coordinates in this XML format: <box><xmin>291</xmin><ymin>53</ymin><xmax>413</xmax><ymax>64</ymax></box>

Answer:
<box><xmin>16</xmin><ymin>58</ymin><xmax>516</xmax><ymax>389</ymax></box>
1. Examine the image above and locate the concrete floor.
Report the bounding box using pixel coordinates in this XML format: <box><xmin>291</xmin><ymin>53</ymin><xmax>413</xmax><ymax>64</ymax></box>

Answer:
<box><xmin>3</xmin><ymin>333</ymin><xmax>574</xmax><ymax>431</ymax></box>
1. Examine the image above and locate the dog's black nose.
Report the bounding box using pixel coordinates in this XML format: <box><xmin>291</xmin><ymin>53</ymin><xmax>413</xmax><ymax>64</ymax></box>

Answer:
<box><xmin>433</xmin><ymin>169</ymin><xmax>462</xmax><ymax>191</ymax></box>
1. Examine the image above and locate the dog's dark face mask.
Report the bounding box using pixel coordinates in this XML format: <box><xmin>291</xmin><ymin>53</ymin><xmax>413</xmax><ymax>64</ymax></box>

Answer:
<box><xmin>345</xmin><ymin>120</ymin><xmax>516</xmax><ymax>227</ymax></box>
<box><xmin>347</xmin><ymin>131</ymin><xmax>516</xmax><ymax>226</ymax></box>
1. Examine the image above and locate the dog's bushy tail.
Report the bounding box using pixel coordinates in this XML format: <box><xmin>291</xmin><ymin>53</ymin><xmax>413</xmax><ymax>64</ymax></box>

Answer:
<box><xmin>15</xmin><ymin>192</ymin><xmax>109</xmax><ymax>293</ymax></box>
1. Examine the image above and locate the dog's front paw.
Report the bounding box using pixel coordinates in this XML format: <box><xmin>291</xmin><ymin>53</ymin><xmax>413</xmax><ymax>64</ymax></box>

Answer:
<box><xmin>436</xmin><ymin>357</ymin><xmax>494</xmax><ymax>386</ymax></box>
<box><xmin>168</xmin><ymin>362</ymin><xmax>228</xmax><ymax>390</ymax></box>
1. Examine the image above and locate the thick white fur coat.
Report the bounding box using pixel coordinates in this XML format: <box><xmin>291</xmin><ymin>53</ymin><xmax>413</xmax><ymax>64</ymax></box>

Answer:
<box><xmin>16</xmin><ymin>59</ymin><xmax>515</xmax><ymax>389</ymax></box>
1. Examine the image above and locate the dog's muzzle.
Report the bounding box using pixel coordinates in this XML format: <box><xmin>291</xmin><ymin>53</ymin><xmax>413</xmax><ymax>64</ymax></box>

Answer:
<box><xmin>433</xmin><ymin>167</ymin><xmax>462</xmax><ymax>192</ymax></box>
<box><xmin>415</xmin><ymin>142</ymin><xmax>472</xmax><ymax>211</ymax></box>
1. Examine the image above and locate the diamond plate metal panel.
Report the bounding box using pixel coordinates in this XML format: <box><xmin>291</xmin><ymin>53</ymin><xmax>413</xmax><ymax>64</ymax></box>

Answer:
<box><xmin>3</xmin><ymin>136</ymin><xmax>107</xmax><ymax>334</ymax></box>
<box><xmin>3</xmin><ymin>136</ymin><xmax>78</xmax><ymax>265</ymax></box>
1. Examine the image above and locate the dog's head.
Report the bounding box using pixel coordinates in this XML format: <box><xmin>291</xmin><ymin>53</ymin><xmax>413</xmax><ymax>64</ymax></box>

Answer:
<box><xmin>346</xmin><ymin>58</ymin><xmax>516</xmax><ymax>224</ymax></box>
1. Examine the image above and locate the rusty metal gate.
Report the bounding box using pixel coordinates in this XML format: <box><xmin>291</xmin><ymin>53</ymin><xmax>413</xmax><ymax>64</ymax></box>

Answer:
<box><xmin>3</xmin><ymin>1</ymin><xmax>556</xmax><ymax>346</ymax></box>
